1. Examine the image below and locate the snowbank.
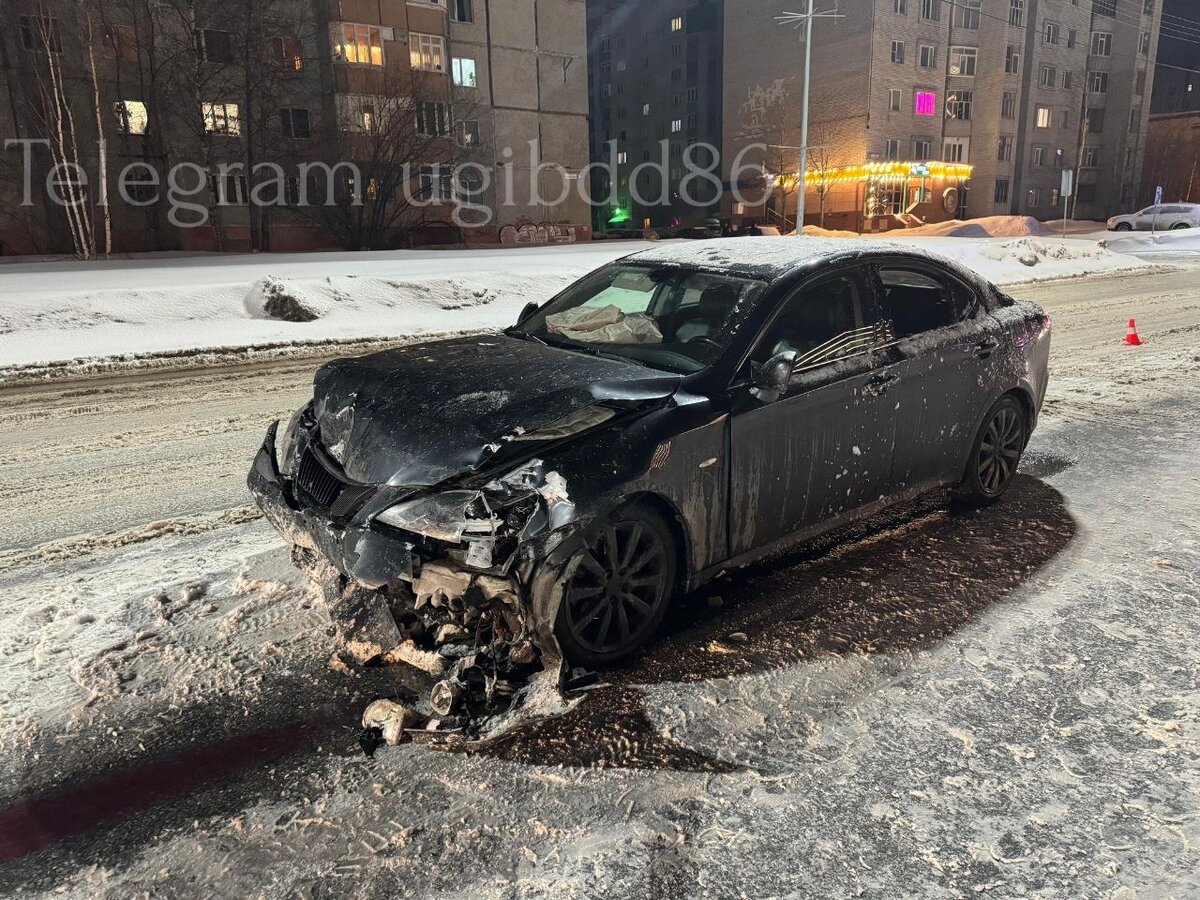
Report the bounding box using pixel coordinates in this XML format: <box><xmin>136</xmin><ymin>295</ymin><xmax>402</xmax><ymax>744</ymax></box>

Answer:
<box><xmin>0</xmin><ymin>236</ymin><xmax>1162</xmax><ymax>380</ymax></box>
<box><xmin>890</xmin><ymin>215</ymin><xmax>1053</xmax><ymax>238</ymax></box>
<box><xmin>1100</xmin><ymin>228</ymin><xmax>1200</xmax><ymax>255</ymax></box>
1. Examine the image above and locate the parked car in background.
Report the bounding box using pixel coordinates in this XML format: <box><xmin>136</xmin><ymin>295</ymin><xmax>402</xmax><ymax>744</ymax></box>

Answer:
<box><xmin>249</xmin><ymin>238</ymin><xmax>1051</xmax><ymax>718</ymax></box>
<box><xmin>1107</xmin><ymin>203</ymin><xmax>1200</xmax><ymax>231</ymax></box>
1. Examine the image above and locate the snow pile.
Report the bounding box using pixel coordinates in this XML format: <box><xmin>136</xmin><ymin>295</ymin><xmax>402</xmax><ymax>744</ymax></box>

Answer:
<box><xmin>1102</xmin><ymin>228</ymin><xmax>1200</xmax><ymax>255</ymax></box>
<box><xmin>802</xmin><ymin>225</ymin><xmax>860</xmax><ymax>238</ymax></box>
<box><xmin>895</xmin><ymin>216</ymin><xmax>1053</xmax><ymax>238</ymax></box>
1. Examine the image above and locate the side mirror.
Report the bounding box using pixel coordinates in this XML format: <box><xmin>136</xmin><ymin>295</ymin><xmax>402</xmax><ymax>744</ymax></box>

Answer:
<box><xmin>517</xmin><ymin>301</ymin><xmax>539</xmax><ymax>326</ymax></box>
<box><xmin>750</xmin><ymin>350</ymin><xmax>797</xmax><ymax>403</ymax></box>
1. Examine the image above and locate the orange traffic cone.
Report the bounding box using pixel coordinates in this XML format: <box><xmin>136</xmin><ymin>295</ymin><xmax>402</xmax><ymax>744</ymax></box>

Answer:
<box><xmin>1124</xmin><ymin>318</ymin><xmax>1143</xmax><ymax>346</ymax></box>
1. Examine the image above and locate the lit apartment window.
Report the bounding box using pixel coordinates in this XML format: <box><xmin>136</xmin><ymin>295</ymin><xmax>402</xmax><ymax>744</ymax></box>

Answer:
<box><xmin>416</xmin><ymin>100</ymin><xmax>448</xmax><ymax>135</ymax></box>
<box><xmin>920</xmin><ymin>0</ymin><xmax>940</xmax><ymax>20</ymax></box>
<box><xmin>994</xmin><ymin>179</ymin><xmax>1009</xmax><ymax>203</ymax></box>
<box><xmin>1002</xmin><ymin>91</ymin><xmax>1016</xmax><ymax>118</ymax></box>
<box><xmin>1044</xmin><ymin>22</ymin><xmax>1059</xmax><ymax>45</ymax></box>
<box><xmin>411</xmin><ymin>33</ymin><xmax>446</xmax><ymax>71</ymax></box>
<box><xmin>670</xmin><ymin>16</ymin><xmax>683</xmax><ymax>32</ymax></box>
<box><xmin>1005</xmin><ymin>46</ymin><xmax>1020</xmax><ymax>75</ymax></box>
<box><xmin>617</xmin><ymin>151</ymin><xmax>627</xmax><ymax>164</ymax></box>
<box><xmin>997</xmin><ymin>135</ymin><xmax>1013</xmax><ymax>161</ymax></box>
<box><xmin>671</xmin><ymin>118</ymin><xmax>682</xmax><ymax>133</ymax></box>
<box><xmin>1035</xmin><ymin>105</ymin><xmax>1051</xmax><ymax>128</ymax></box>
<box><xmin>272</xmin><ymin>37</ymin><xmax>304</xmax><ymax>71</ymax></box>
<box><xmin>280</xmin><ymin>107</ymin><xmax>310</xmax><ymax>138</ymax></box>
<box><xmin>112</xmin><ymin>100</ymin><xmax>148</xmax><ymax>135</ymax></box>
<box><xmin>452</xmin><ymin>56</ymin><xmax>476</xmax><ymax>86</ymax></box>
<box><xmin>642</xmin><ymin>103</ymin><xmax>651</xmax><ymax>115</ymax></box>
<box><xmin>1040</xmin><ymin>65</ymin><xmax>1057</xmax><ymax>88</ymax></box>
<box><xmin>888</xmin><ymin>88</ymin><xmax>902</xmax><ymax>111</ymax></box>
<box><xmin>451</xmin><ymin>0</ymin><xmax>473</xmax><ymax>22</ymax></box>
<box><xmin>198</xmin><ymin>29</ymin><xmax>233</xmax><ymax>63</ymax></box>
<box><xmin>894</xmin><ymin>0</ymin><xmax>907</xmax><ymax>12</ymax></box>
<box><xmin>18</xmin><ymin>16</ymin><xmax>62</xmax><ymax>52</ymax></box>
<box><xmin>1091</xmin><ymin>32</ymin><xmax>1112</xmax><ymax>56</ymax></box>
<box><xmin>891</xmin><ymin>40</ymin><xmax>905</xmax><ymax>64</ymax></box>
<box><xmin>1089</xmin><ymin>71</ymin><xmax>1109</xmax><ymax>93</ymax></box>
<box><xmin>885</xmin><ymin>139</ymin><xmax>900</xmax><ymax>159</ymax></box>
<box><xmin>455</xmin><ymin>119</ymin><xmax>479</xmax><ymax>146</ymax></box>
<box><xmin>953</xmin><ymin>0</ymin><xmax>980</xmax><ymax>28</ymax></box>
<box><xmin>334</xmin><ymin>24</ymin><xmax>383</xmax><ymax>66</ymax></box>
<box><xmin>949</xmin><ymin>47</ymin><xmax>976</xmax><ymax>76</ymax></box>
<box><xmin>201</xmin><ymin>101</ymin><xmax>240</xmax><ymax>135</ymax></box>
<box><xmin>946</xmin><ymin>91</ymin><xmax>972</xmax><ymax>120</ymax></box>
<box><xmin>1008</xmin><ymin>0</ymin><xmax>1024</xmax><ymax>27</ymax></box>
<box><xmin>919</xmin><ymin>44</ymin><xmax>937</xmax><ymax>68</ymax></box>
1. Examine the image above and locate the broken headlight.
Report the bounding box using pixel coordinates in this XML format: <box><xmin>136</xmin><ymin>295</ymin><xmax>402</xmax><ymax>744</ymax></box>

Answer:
<box><xmin>373</xmin><ymin>461</ymin><xmax>571</xmax><ymax>572</ymax></box>
<box><xmin>276</xmin><ymin>402</ymin><xmax>312</xmax><ymax>476</ymax></box>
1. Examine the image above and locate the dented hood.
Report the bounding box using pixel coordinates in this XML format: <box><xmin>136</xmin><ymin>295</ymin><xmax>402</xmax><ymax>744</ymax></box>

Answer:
<box><xmin>312</xmin><ymin>335</ymin><xmax>680</xmax><ymax>486</ymax></box>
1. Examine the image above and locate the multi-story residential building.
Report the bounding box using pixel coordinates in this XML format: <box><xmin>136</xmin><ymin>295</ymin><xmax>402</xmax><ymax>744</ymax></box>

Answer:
<box><xmin>722</xmin><ymin>0</ymin><xmax>1163</xmax><ymax>231</ymax></box>
<box><xmin>1149</xmin><ymin>0</ymin><xmax>1200</xmax><ymax>114</ymax></box>
<box><xmin>0</xmin><ymin>0</ymin><xmax>589</xmax><ymax>256</ymax></box>
<box><xmin>585</xmin><ymin>0</ymin><xmax>724</xmax><ymax>231</ymax></box>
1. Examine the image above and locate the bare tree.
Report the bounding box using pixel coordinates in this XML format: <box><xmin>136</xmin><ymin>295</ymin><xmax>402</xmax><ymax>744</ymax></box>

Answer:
<box><xmin>312</xmin><ymin>65</ymin><xmax>481</xmax><ymax>250</ymax></box>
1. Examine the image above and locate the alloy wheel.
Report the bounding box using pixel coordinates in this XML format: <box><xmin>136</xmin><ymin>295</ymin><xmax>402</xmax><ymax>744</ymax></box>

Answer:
<box><xmin>978</xmin><ymin>405</ymin><xmax>1024</xmax><ymax>496</ymax></box>
<box><xmin>563</xmin><ymin>519</ymin><xmax>671</xmax><ymax>656</ymax></box>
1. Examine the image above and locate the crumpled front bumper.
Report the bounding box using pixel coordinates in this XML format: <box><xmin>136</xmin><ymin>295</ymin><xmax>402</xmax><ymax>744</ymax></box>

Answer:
<box><xmin>248</xmin><ymin>422</ymin><xmax>417</xmax><ymax>591</ymax></box>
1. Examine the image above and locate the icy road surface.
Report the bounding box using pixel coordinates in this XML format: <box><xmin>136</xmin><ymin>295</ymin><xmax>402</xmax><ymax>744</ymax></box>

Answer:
<box><xmin>0</xmin><ymin>265</ymin><xmax>1198</xmax><ymax>897</ymax></box>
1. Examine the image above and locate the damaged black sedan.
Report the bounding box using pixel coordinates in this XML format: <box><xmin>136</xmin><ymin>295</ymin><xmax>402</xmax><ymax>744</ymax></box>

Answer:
<box><xmin>248</xmin><ymin>238</ymin><xmax>1050</xmax><ymax>728</ymax></box>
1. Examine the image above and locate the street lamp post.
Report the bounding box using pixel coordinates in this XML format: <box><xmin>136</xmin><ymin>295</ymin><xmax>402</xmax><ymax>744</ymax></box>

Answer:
<box><xmin>776</xmin><ymin>2</ymin><xmax>844</xmax><ymax>233</ymax></box>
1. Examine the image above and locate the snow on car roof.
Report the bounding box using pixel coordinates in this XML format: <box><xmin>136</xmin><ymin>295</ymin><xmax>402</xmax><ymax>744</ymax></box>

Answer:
<box><xmin>623</xmin><ymin>236</ymin><xmax>952</xmax><ymax>279</ymax></box>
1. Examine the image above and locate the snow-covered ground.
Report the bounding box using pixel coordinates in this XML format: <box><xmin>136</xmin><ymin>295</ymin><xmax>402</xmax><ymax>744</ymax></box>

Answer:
<box><xmin>0</xmin><ymin>266</ymin><xmax>1197</xmax><ymax>896</ymax></box>
<box><xmin>0</xmin><ymin>234</ymin><xmax>1171</xmax><ymax>382</ymax></box>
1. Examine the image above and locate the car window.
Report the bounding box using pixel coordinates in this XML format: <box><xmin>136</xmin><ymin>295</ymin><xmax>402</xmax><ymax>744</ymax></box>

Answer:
<box><xmin>750</xmin><ymin>273</ymin><xmax>871</xmax><ymax>371</ymax></box>
<box><xmin>878</xmin><ymin>266</ymin><xmax>974</xmax><ymax>339</ymax></box>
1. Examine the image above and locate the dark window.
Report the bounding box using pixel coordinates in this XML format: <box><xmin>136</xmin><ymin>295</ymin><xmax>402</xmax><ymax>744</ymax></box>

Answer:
<box><xmin>752</xmin><ymin>274</ymin><xmax>870</xmax><ymax>371</ymax></box>
<box><xmin>19</xmin><ymin>16</ymin><xmax>62</xmax><ymax>53</ymax></box>
<box><xmin>280</xmin><ymin>108</ymin><xmax>310</xmax><ymax>138</ymax></box>
<box><xmin>879</xmin><ymin>268</ymin><xmax>974</xmax><ymax>338</ymax></box>
<box><xmin>416</xmin><ymin>101</ymin><xmax>448</xmax><ymax>136</ymax></box>
<box><xmin>451</xmin><ymin>0</ymin><xmax>474</xmax><ymax>22</ymax></box>
<box><xmin>199</xmin><ymin>29</ymin><xmax>233</xmax><ymax>63</ymax></box>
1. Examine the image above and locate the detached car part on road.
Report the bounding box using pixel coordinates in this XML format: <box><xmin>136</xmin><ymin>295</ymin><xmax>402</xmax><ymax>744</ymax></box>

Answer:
<box><xmin>248</xmin><ymin>237</ymin><xmax>1051</xmax><ymax>734</ymax></box>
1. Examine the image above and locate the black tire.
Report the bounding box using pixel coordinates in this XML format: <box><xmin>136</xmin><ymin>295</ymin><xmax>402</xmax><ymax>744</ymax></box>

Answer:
<box><xmin>1114</xmin><ymin>223</ymin><xmax>1132</xmax><ymax>232</ymax></box>
<box><xmin>554</xmin><ymin>504</ymin><xmax>677</xmax><ymax>667</ymax></box>
<box><xmin>1170</xmin><ymin>222</ymin><xmax>1191</xmax><ymax>230</ymax></box>
<box><xmin>958</xmin><ymin>395</ymin><xmax>1028</xmax><ymax>504</ymax></box>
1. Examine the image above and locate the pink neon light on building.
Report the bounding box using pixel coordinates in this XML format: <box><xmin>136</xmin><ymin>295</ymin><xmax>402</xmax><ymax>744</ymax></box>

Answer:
<box><xmin>914</xmin><ymin>91</ymin><xmax>937</xmax><ymax>116</ymax></box>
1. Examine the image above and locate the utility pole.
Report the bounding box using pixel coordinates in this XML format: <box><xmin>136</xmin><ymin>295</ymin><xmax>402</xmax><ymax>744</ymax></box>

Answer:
<box><xmin>776</xmin><ymin>3</ymin><xmax>843</xmax><ymax>232</ymax></box>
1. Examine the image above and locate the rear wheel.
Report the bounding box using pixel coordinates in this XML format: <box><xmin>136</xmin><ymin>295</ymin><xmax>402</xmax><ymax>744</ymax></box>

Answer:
<box><xmin>555</xmin><ymin>505</ymin><xmax>676</xmax><ymax>667</ymax></box>
<box><xmin>958</xmin><ymin>396</ymin><xmax>1028</xmax><ymax>504</ymax></box>
<box><xmin>1170</xmin><ymin>222</ymin><xmax>1191</xmax><ymax>230</ymax></box>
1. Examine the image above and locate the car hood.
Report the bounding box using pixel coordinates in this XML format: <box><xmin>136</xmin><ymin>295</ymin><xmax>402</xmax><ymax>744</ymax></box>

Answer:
<box><xmin>312</xmin><ymin>335</ymin><xmax>681</xmax><ymax>486</ymax></box>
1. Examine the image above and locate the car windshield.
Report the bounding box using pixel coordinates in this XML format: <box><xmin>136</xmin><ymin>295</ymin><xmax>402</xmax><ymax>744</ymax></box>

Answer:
<box><xmin>511</xmin><ymin>264</ymin><xmax>766</xmax><ymax>373</ymax></box>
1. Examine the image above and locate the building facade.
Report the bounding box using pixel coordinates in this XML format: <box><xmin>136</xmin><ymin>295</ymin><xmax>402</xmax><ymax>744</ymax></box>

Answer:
<box><xmin>585</xmin><ymin>0</ymin><xmax>724</xmax><ymax>232</ymax></box>
<box><xmin>0</xmin><ymin>0</ymin><xmax>590</xmax><ymax>256</ymax></box>
<box><xmin>722</xmin><ymin>0</ymin><xmax>1163</xmax><ymax>230</ymax></box>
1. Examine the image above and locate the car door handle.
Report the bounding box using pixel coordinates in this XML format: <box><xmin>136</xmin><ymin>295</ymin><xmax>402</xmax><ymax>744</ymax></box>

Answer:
<box><xmin>864</xmin><ymin>374</ymin><xmax>899</xmax><ymax>397</ymax></box>
<box><xmin>974</xmin><ymin>338</ymin><xmax>999</xmax><ymax>358</ymax></box>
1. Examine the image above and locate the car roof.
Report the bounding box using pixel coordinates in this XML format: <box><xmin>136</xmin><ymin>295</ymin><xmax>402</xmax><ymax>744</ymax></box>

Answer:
<box><xmin>622</xmin><ymin>236</ymin><xmax>980</xmax><ymax>283</ymax></box>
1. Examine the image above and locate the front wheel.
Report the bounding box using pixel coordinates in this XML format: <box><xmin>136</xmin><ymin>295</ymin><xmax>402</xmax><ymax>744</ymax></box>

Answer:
<box><xmin>554</xmin><ymin>505</ymin><xmax>676</xmax><ymax>667</ymax></box>
<box><xmin>1114</xmin><ymin>223</ymin><xmax>1132</xmax><ymax>232</ymax></box>
<box><xmin>957</xmin><ymin>396</ymin><xmax>1028</xmax><ymax>504</ymax></box>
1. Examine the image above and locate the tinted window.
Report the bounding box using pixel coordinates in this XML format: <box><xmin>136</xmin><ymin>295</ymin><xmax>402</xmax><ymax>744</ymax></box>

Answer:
<box><xmin>879</xmin><ymin>267</ymin><xmax>973</xmax><ymax>338</ymax></box>
<box><xmin>752</xmin><ymin>274</ymin><xmax>871</xmax><ymax>371</ymax></box>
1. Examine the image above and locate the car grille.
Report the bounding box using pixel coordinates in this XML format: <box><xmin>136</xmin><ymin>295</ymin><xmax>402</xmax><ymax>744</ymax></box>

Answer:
<box><xmin>294</xmin><ymin>444</ymin><xmax>373</xmax><ymax>519</ymax></box>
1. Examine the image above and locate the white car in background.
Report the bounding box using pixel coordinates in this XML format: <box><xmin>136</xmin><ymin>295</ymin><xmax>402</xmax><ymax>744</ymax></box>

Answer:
<box><xmin>1106</xmin><ymin>203</ymin><xmax>1200</xmax><ymax>231</ymax></box>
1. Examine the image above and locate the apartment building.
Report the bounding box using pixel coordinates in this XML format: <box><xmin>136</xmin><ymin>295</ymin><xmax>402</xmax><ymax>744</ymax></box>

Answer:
<box><xmin>722</xmin><ymin>0</ymin><xmax>1163</xmax><ymax>230</ymax></box>
<box><xmin>585</xmin><ymin>0</ymin><xmax>724</xmax><ymax>231</ymax></box>
<box><xmin>0</xmin><ymin>0</ymin><xmax>589</xmax><ymax>255</ymax></box>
